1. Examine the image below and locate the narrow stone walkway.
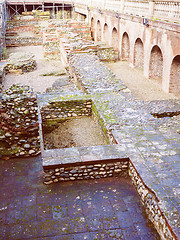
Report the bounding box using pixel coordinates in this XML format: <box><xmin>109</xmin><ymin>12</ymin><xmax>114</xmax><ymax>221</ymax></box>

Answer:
<box><xmin>0</xmin><ymin>156</ymin><xmax>160</xmax><ymax>240</ymax></box>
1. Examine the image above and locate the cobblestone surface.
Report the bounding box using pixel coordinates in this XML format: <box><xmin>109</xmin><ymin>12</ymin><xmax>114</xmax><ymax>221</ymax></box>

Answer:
<box><xmin>0</xmin><ymin>156</ymin><xmax>160</xmax><ymax>240</ymax></box>
<box><xmin>69</xmin><ymin>53</ymin><xmax>125</xmax><ymax>94</ymax></box>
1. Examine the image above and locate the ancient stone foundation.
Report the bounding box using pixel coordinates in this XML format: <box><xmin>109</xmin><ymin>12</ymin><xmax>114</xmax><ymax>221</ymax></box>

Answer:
<box><xmin>43</xmin><ymin>157</ymin><xmax>129</xmax><ymax>184</ymax></box>
<box><xmin>41</xmin><ymin>145</ymin><xmax>177</xmax><ymax>240</ymax></box>
<box><xmin>41</xmin><ymin>99</ymin><xmax>92</xmax><ymax>120</ymax></box>
<box><xmin>5</xmin><ymin>52</ymin><xmax>37</xmax><ymax>74</ymax></box>
<box><xmin>129</xmin><ymin>162</ymin><xmax>177</xmax><ymax>240</ymax></box>
<box><xmin>6</xmin><ymin>17</ymin><xmax>43</xmax><ymax>48</ymax></box>
<box><xmin>0</xmin><ymin>84</ymin><xmax>40</xmax><ymax>158</ymax></box>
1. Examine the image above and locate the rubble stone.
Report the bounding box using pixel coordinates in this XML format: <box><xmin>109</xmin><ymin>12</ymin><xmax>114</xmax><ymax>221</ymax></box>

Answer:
<box><xmin>0</xmin><ymin>84</ymin><xmax>40</xmax><ymax>158</ymax></box>
<box><xmin>5</xmin><ymin>52</ymin><xmax>37</xmax><ymax>73</ymax></box>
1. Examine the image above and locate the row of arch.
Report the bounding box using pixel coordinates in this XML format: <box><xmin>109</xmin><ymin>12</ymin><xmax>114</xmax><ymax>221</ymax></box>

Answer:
<box><xmin>91</xmin><ymin>17</ymin><xmax>180</xmax><ymax>95</ymax></box>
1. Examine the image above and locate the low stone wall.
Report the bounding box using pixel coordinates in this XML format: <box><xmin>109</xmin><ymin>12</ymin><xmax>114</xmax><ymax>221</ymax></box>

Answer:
<box><xmin>57</xmin><ymin>22</ymin><xmax>117</xmax><ymax>63</ymax></box>
<box><xmin>5</xmin><ymin>52</ymin><xmax>37</xmax><ymax>74</ymax></box>
<box><xmin>6</xmin><ymin>19</ymin><xmax>39</xmax><ymax>29</ymax></box>
<box><xmin>6</xmin><ymin>37</ymin><xmax>43</xmax><ymax>47</ymax></box>
<box><xmin>41</xmin><ymin>99</ymin><xmax>92</xmax><ymax>120</ymax></box>
<box><xmin>6</xmin><ymin>26</ymin><xmax>36</xmax><ymax>34</ymax></box>
<box><xmin>97</xmin><ymin>47</ymin><xmax>118</xmax><ymax>62</ymax></box>
<box><xmin>6</xmin><ymin>18</ymin><xmax>43</xmax><ymax>47</ymax></box>
<box><xmin>43</xmin><ymin>30</ymin><xmax>60</xmax><ymax>60</ymax></box>
<box><xmin>43</xmin><ymin>158</ymin><xmax>129</xmax><ymax>184</ymax></box>
<box><xmin>129</xmin><ymin>162</ymin><xmax>176</xmax><ymax>240</ymax></box>
<box><xmin>68</xmin><ymin>53</ymin><xmax>119</xmax><ymax>94</ymax></box>
<box><xmin>0</xmin><ymin>84</ymin><xmax>40</xmax><ymax>158</ymax></box>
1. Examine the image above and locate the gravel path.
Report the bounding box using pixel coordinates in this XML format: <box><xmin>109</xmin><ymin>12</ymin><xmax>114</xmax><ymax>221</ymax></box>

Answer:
<box><xmin>3</xmin><ymin>46</ymin><xmax>65</xmax><ymax>93</ymax></box>
<box><xmin>107</xmin><ymin>61</ymin><xmax>179</xmax><ymax>101</ymax></box>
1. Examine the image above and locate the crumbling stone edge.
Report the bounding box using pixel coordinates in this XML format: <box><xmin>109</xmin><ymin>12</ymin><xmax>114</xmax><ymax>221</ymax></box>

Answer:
<box><xmin>43</xmin><ymin>156</ymin><xmax>177</xmax><ymax>240</ymax></box>
<box><xmin>43</xmin><ymin>158</ymin><xmax>129</xmax><ymax>184</ymax></box>
<box><xmin>129</xmin><ymin>161</ymin><xmax>177</xmax><ymax>240</ymax></box>
<box><xmin>39</xmin><ymin>96</ymin><xmax>178</xmax><ymax>240</ymax></box>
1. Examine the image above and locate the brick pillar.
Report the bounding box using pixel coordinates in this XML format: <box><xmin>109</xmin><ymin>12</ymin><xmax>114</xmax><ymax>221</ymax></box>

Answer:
<box><xmin>162</xmin><ymin>59</ymin><xmax>170</xmax><ymax>93</ymax></box>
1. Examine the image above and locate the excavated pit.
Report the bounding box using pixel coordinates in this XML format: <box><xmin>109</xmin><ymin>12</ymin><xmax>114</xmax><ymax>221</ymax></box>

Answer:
<box><xmin>43</xmin><ymin>115</ymin><xmax>109</xmax><ymax>149</ymax></box>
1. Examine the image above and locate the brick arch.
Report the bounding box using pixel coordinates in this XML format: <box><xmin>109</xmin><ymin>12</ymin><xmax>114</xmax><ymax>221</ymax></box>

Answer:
<box><xmin>121</xmin><ymin>32</ymin><xmax>130</xmax><ymax>60</ymax></box>
<box><xmin>91</xmin><ymin>17</ymin><xmax>95</xmax><ymax>40</ymax></box>
<box><xmin>169</xmin><ymin>55</ymin><xmax>180</xmax><ymax>94</ymax></box>
<box><xmin>112</xmin><ymin>27</ymin><xmax>119</xmax><ymax>51</ymax></box>
<box><xmin>97</xmin><ymin>20</ymin><xmax>101</xmax><ymax>41</ymax></box>
<box><xmin>149</xmin><ymin>45</ymin><xmax>163</xmax><ymax>82</ymax></box>
<box><xmin>134</xmin><ymin>38</ymin><xmax>144</xmax><ymax>69</ymax></box>
<box><xmin>103</xmin><ymin>23</ymin><xmax>109</xmax><ymax>44</ymax></box>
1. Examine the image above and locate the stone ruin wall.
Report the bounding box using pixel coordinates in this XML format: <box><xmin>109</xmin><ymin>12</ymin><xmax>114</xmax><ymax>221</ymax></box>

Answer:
<box><xmin>41</xmin><ymin>99</ymin><xmax>92</xmax><ymax>122</ymax></box>
<box><xmin>0</xmin><ymin>85</ymin><xmax>40</xmax><ymax>159</ymax></box>
<box><xmin>5</xmin><ymin>18</ymin><xmax>43</xmax><ymax>47</ymax></box>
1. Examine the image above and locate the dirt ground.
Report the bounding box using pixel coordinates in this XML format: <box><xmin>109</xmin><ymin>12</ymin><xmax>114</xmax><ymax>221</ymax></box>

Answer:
<box><xmin>3</xmin><ymin>46</ymin><xmax>65</xmax><ymax>93</ymax></box>
<box><xmin>43</xmin><ymin>116</ymin><xmax>108</xmax><ymax>149</ymax></box>
<box><xmin>107</xmin><ymin>61</ymin><xmax>179</xmax><ymax>101</ymax></box>
<box><xmin>4</xmin><ymin>46</ymin><xmax>179</xmax><ymax>101</ymax></box>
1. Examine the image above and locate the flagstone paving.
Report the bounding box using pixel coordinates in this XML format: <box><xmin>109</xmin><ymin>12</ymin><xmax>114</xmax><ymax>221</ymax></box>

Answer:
<box><xmin>0</xmin><ymin>156</ymin><xmax>160</xmax><ymax>240</ymax></box>
<box><xmin>37</xmin><ymin>51</ymin><xmax>180</xmax><ymax>238</ymax></box>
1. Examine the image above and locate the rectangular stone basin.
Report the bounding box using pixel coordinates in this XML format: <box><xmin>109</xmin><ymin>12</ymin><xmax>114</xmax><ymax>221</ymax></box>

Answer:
<box><xmin>40</xmin><ymin>99</ymin><xmax>110</xmax><ymax>150</ymax></box>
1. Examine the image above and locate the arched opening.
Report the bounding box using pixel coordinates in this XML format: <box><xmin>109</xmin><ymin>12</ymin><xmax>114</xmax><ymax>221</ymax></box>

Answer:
<box><xmin>121</xmin><ymin>32</ymin><xmax>130</xmax><ymax>60</ymax></box>
<box><xmin>169</xmin><ymin>55</ymin><xmax>180</xmax><ymax>94</ymax></box>
<box><xmin>112</xmin><ymin>27</ymin><xmax>119</xmax><ymax>51</ymax></box>
<box><xmin>103</xmin><ymin>23</ymin><xmax>109</xmax><ymax>44</ymax></box>
<box><xmin>97</xmin><ymin>20</ymin><xmax>101</xmax><ymax>41</ymax></box>
<box><xmin>91</xmin><ymin>17</ymin><xmax>95</xmax><ymax>41</ymax></box>
<box><xmin>134</xmin><ymin>38</ymin><xmax>144</xmax><ymax>69</ymax></box>
<box><xmin>149</xmin><ymin>45</ymin><xmax>163</xmax><ymax>82</ymax></box>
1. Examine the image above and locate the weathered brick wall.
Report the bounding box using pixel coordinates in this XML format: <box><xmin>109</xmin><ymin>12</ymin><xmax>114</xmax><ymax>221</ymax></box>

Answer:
<box><xmin>169</xmin><ymin>55</ymin><xmax>180</xmax><ymax>94</ymax></box>
<box><xmin>149</xmin><ymin>45</ymin><xmax>163</xmax><ymax>80</ymax></box>
<box><xmin>121</xmin><ymin>32</ymin><xmax>130</xmax><ymax>60</ymax></box>
<box><xmin>89</xmin><ymin>10</ymin><xmax>180</xmax><ymax>94</ymax></box>
<box><xmin>134</xmin><ymin>38</ymin><xmax>144</xmax><ymax>69</ymax></box>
